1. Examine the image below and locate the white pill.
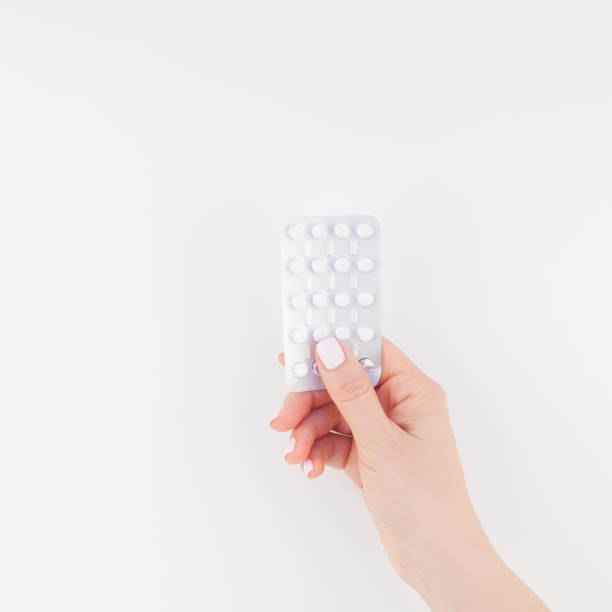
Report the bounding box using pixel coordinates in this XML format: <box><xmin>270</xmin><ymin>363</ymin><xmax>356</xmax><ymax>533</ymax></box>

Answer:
<box><xmin>333</xmin><ymin>223</ymin><xmax>350</xmax><ymax>238</ymax></box>
<box><xmin>359</xmin><ymin>357</ymin><xmax>375</xmax><ymax>369</ymax></box>
<box><xmin>312</xmin><ymin>326</ymin><xmax>330</xmax><ymax>342</ymax></box>
<box><xmin>290</xmin><ymin>294</ymin><xmax>306</xmax><ymax>309</ymax></box>
<box><xmin>357</xmin><ymin>326</ymin><xmax>375</xmax><ymax>342</ymax></box>
<box><xmin>335</xmin><ymin>326</ymin><xmax>351</xmax><ymax>341</ymax></box>
<box><xmin>310</xmin><ymin>257</ymin><xmax>327</xmax><ymax>274</ymax></box>
<box><xmin>287</xmin><ymin>224</ymin><xmax>303</xmax><ymax>240</ymax></box>
<box><xmin>288</xmin><ymin>259</ymin><xmax>305</xmax><ymax>275</ymax></box>
<box><xmin>334</xmin><ymin>258</ymin><xmax>351</xmax><ymax>273</ymax></box>
<box><xmin>357</xmin><ymin>292</ymin><xmax>375</xmax><ymax>307</ymax></box>
<box><xmin>293</xmin><ymin>362</ymin><xmax>309</xmax><ymax>378</ymax></box>
<box><xmin>357</xmin><ymin>257</ymin><xmax>375</xmax><ymax>272</ymax></box>
<box><xmin>311</xmin><ymin>292</ymin><xmax>327</xmax><ymax>308</ymax></box>
<box><xmin>290</xmin><ymin>327</ymin><xmax>308</xmax><ymax>343</ymax></box>
<box><xmin>356</xmin><ymin>223</ymin><xmax>375</xmax><ymax>238</ymax></box>
<box><xmin>334</xmin><ymin>292</ymin><xmax>351</xmax><ymax>307</ymax></box>
<box><xmin>311</xmin><ymin>223</ymin><xmax>327</xmax><ymax>239</ymax></box>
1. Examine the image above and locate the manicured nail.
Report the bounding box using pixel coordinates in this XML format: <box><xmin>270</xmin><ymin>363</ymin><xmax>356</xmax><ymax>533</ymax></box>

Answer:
<box><xmin>316</xmin><ymin>337</ymin><xmax>345</xmax><ymax>370</ymax></box>
<box><xmin>303</xmin><ymin>458</ymin><xmax>313</xmax><ymax>477</ymax></box>
<box><xmin>270</xmin><ymin>406</ymin><xmax>281</xmax><ymax>423</ymax></box>
<box><xmin>284</xmin><ymin>437</ymin><xmax>296</xmax><ymax>458</ymax></box>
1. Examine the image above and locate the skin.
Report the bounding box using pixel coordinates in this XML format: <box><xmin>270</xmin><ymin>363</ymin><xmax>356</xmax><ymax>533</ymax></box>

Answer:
<box><xmin>271</xmin><ymin>337</ymin><xmax>549</xmax><ymax>612</ymax></box>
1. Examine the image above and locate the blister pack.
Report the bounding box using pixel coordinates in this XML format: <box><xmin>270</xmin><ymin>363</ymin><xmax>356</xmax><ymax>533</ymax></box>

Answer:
<box><xmin>281</xmin><ymin>215</ymin><xmax>382</xmax><ymax>392</ymax></box>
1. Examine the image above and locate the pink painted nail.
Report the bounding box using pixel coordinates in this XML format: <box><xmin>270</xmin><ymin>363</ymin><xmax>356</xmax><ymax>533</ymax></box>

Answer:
<box><xmin>316</xmin><ymin>337</ymin><xmax>345</xmax><ymax>370</ymax></box>
<box><xmin>284</xmin><ymin>437</ymin><xmax>296</xmax><ymax>458</ymax></box>
<box><xmin>270</xmin><ymin>406</ymin><xmax>281</xmax><ymax>423</ymax></box>
<box><xmin>303</xmin><ymin>458</ymin><xmax>313</xmax><ymax>477</ymax></box>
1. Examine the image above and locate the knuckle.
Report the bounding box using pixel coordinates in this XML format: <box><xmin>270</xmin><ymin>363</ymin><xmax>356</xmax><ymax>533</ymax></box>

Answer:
<box><xmin>431</xmin><ymin>380</ymin><xmax>447</xmax><ymax>403</ymax></box>
<box><xmin>392</xmin><ymin>373</ymin><xmax>418</xmax><ymax>406</ymax></box>
<box><xmin>293</xmin><ymin>421</ymin><xmax>317</xmax><ymax>446</ymax></box>
<box><xmin>427</xmin><ymin>380</ymin><xmax>448</xmax><ymax>418</ymax></box>
<box><xmin>335</xmin><ymin>374</ymin><xmax>373</xmax><ymax>404</ymax></box>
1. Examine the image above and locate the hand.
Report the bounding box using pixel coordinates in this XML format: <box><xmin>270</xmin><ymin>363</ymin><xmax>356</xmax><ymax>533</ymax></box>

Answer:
<box><xmin>271</xmin><ymin>337</ymin><xmax>548</xmax><ymax>612</ymax></box>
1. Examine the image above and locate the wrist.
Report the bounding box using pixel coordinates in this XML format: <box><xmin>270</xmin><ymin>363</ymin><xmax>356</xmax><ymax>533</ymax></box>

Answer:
<box><xmin>408</xmin><ymin>522</ymin><xmax>548</xmax><ymax>612</ymax></box>
<box><xmin>395</xmin><ymin>510</ymin><xmax>507</xmax><ymax>611</ymax></box>
<box><xmin>418</xmin><ymin>539</ymin><xmax>505</xmax><ymax>611</ymax></box>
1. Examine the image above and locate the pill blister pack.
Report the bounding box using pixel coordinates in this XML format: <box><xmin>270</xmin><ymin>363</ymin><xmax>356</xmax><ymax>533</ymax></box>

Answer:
<box><xmin>281</xmin><ymin>215</ymin><xmax>382</xmax><ymax>392</ymax></box>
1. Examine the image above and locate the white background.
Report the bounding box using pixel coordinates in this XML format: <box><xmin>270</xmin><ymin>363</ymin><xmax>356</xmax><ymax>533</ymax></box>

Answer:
<box><xmin>1</xmin><ymin>2</ymin><xmax>611</xmax><ymax>611</ymax></box>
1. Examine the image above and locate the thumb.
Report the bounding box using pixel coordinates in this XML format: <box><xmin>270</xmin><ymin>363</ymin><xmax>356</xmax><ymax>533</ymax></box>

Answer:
<box><xmin>315</xmin><ymin>337</ymin><xmax>390</xmax><ymax>447</ymax></box>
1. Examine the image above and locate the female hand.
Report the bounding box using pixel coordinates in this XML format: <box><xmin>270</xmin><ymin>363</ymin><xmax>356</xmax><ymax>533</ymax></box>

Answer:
<box><xmin>271</xmin><ymin>337</ymin><xmax>548</xmax><ymax>612</ymax></box>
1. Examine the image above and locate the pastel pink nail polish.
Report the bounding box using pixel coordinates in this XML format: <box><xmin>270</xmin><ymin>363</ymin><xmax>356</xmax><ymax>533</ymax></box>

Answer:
<box><xmin>270</xmin><ymin>406</ymin><xmax>281</xmax><ymax>423</ymax></box>
<box><xmin>284</xmin><ymin>437</ymin><xmax>296</xmax><ymax>458</ymax></box>
<box><xmin>316</xmin><ymin>337</ymin><xmax>345</xmax><ymax>370</ymax></box>
<box><xmin>303</xmin><ymin>459</ymin><xmax>313</xmax><ymax>477</ymax></box>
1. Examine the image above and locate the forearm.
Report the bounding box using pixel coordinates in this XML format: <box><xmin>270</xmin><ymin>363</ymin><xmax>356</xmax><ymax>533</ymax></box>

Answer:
<box><xmin>416</xmin><ymin>536</ymin><xmax>549</xmax><ymax>612</ymax></box>
<box><xmin>274</xmin><ymin>336</ymin><xmax>549</xmax><ymax>611</ymax></box>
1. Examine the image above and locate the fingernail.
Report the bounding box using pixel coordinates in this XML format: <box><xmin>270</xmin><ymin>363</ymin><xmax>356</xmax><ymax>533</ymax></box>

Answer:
<box><xmin>316</xmin><ymin>337</ymin><xmax>345</xmax><ymax>370</ymax></box>
<box><xmin>303</xmin><ymin>458</ymin><xmax>313</xmax><ymax>477</ymax></box>
<box><xmin>284</xmin><ymin>437</ymin><xmax>296</xmax><ymax>458</ymax></box>
<box><xmin>270</xmin><ymin>406</ymin><xmax>281</xmax><ymax>423</ymax></box>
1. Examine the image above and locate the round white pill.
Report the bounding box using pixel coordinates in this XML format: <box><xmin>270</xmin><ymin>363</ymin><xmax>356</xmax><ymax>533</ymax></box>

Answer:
<box><xmin>357</xmin><ymin>292</ymin><xmax>375</xmax><ymax>307</ymax></box>
<box><xmin>333</xmin><ymin>223</ymin><xmax>350</xmax><ymax>238</ymax></box>
<box><xmin>356</xmin><ymin>257</ymin><xmax>375</xmax><ymax>272</ymax></box>
<box><xmin>312</xmin><ymin>326</ymin><xmax>330</xmax><ymax>342</ymax></box>
<box><xmin>357</xmin><ymin>326</ymin><xmax>375</xmax><ymax>342</ymax></box>
<box><xmin>310</xmin><ymin>257</ymin><xmax>327</xmax><ymax>274</ymax></box>
<box><xmin>290</xmin><ymin>327</ymin><xmax>308</xmax><ymax>343</ymax></box>
<box><xmin>359</xmin><ymin>357</ymin><xmax>375</xmax><ymax>369</ymax></box>
<box><xmin>287</xmin><ymin>224</ymin><xmax>303</xmax><ymax>240</ymax></box>
<box><xmin>293</xmin><ymin>362</ymin><xmax>309</xmax><ymax>378</ymax></box>
<box><xmin>334</xmin><ymin>292</ymin><xmax>351</xmax><ymax>307</ymax></box>
<box><xmin>311</xmin><ymin>223</ymin><xmax>327</xmax><ymax>239</ymax></box>
<box><xmin>311</xmin><ymin>292</ymin><xmax>327</xmax><ymax>308</ymax></box>
<box><xmin>334</xmin><ymin>258</ymin><xmax>351</xmax><ymax>273</ymax></box>
<box><xmin>335</xmin><ymin>326</ymin><xmax>351</xmax><ymax>341</ymax></box>
<box><xmin>356</xmin><ymin>223</ymin><xmax>375</xmax><ymax>238</ymax></box>
<box><xmin>290</xmin><ymin>294</ymin><xmax>306</xmax><ymax>309</ymax></box>
<box><xmin>288</xmin><ymin>259</ymin><xmax>305</xmax><ymax>275</ymax></box>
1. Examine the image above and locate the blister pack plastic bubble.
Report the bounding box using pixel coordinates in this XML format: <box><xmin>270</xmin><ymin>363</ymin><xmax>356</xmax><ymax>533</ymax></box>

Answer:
<box><xmin>281</xmin><ymin>215</ymin><xmax>382</xmax><ymax>392</ymax></box>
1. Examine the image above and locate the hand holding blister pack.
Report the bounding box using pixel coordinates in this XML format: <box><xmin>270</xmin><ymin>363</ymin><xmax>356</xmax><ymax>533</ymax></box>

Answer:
<box><xmin>281</xmin><ymin>216</ymin><xmax>382</xmax><ymax>392</ymax></box>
